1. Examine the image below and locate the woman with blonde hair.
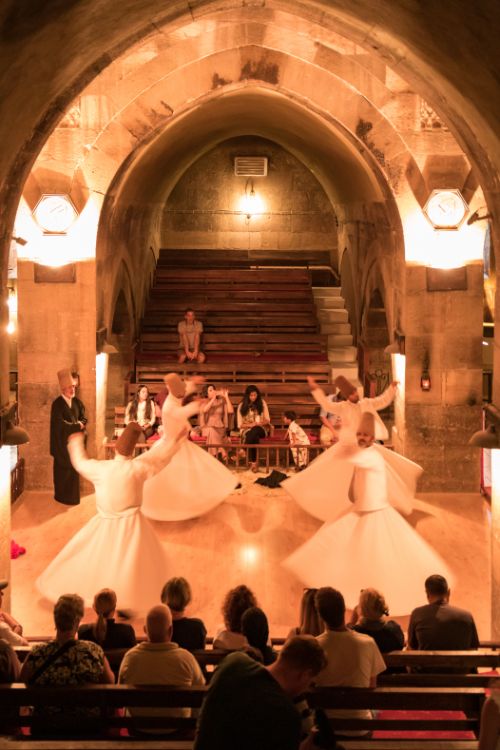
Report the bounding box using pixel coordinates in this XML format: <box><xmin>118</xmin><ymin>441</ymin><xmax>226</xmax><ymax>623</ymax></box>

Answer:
<box><xmin>349</xmin><ymin>588</ymin><xmax>404</xmax><ymax>653</ymax></box>
<box><xmin>160</xmin><ymin>576</ymin><xmax>206</xmax><ymax>651</ymax></box>
<box><xmin>78</xmin><ymin>588</ymin><xmax>136</xmax><ymax>649</ymax></box>
<box><xmin>287</xmin><ymin>588</ymin><xmax>323</xmax><ymax>638</ymax></box>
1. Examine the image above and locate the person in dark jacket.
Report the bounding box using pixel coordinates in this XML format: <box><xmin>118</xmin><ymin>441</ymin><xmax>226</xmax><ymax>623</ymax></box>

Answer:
<box><xmin>349</xmin><ymin>588</ymin><xmax>404</xmax><ymax>653</ymax></box>
<box><xmin>50</xmin><ymin>368</ymin><xmax>87</xmax><ymax>505</ymax></box>
<box><xmin>78</xmin><ymin>588</ymin><xmax>136</xmax><ymax>649</ymax></box>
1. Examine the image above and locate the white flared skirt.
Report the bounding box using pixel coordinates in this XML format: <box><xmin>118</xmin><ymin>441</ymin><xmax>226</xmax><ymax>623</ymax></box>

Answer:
<box><xmin>283</xmin><ymin>505</ymin><xmax>453</xmax><ymax>615</ymax></box>
<box><xmin>37</xmin><ymin>508</ymin><xmax>170</xmax><ymax>613</ymax></box>
<box><xmin>282</xmin><ymin>443</ymin><xmax>423</xmax><ymax>522</ymax></box>
<box><xmin>142</xmin><ymin>439</ymin><xmax>238</xmax><ymax>521</ymax></box>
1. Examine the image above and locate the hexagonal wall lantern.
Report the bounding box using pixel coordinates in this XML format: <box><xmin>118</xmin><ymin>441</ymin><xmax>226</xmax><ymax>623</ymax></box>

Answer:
<box><xmin>423</xmin><ymin>189</ymin><xmax>469</xmax><ymax>230</ymax></box>
<box><xmin>33</xmin><ymin>194</ymin><xmax>78</xmax><ymax>234</ymax></box>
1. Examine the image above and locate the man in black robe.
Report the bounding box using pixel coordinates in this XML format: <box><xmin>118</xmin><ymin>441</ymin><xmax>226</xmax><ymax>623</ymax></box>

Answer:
<box><xmin>50</xmin><ymin>369</ymin><xmax>87</xmax><ymax>505</ymax></box>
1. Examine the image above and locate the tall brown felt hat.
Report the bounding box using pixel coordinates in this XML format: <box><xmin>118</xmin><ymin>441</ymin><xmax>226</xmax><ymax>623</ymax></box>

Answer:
<box><xmin>115</xmin><ymin>422</ymin><xmax>143</xmax><ymax>456</ymax></box>
<box><xmin>334</xmin><ymin>375</ymin><xmax>357</xmax><ymax>399</ymax></box>
<box><xmin>164</xmin><ymin>373</ymin><xmax>185</xmax><ymax>399</ymax></box>
<box><xmin>57</xmin><ymin>368</ymin><xmax>75</xmax><ymax>390</ymax></box>
<box><xmin>358</xmin><ymin>411</ymin><xmax>375</xmax><ymax>437</ymax></box>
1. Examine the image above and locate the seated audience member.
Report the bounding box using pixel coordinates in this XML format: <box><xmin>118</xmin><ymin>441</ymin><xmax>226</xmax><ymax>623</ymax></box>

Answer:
<box><xmin>214</xmin><ymin>585</ymin><xmax>258</xmax><ymax>650</ymax></box>
<box><xmin>479</xmin><ymin>681</ymin><xmax>500</xmax><ymax>750</ymax></box>
<box><xmin>124</xmin><ymin>384</ymin><xmax>156</xmax><ymax>440</ymax></box>
<box><xmin>288</xmin><ymin>588</ymin><xmax>323</xmax><ymax>639</ymax></box>
<box><xmin>19</xmin><ymin>593</ymin><xmax>114</xmax><ymax>736</ymax></box>
<box><xmin>236</xmin><ymin>385</ymin><xmax>272</xmax><ymax>472</ymax></box>
<box><xmin>0</xmin><ymin>641</ymin><xmax>22</xmax><ymax>734</ymax></box>
<box><xmin>408</xmin><ymin>574</ymin><xmax>479</xmax><ymax>652</ymax></box>
<box><xmin>241</xmin><ymin>607</ymin><xmax>276</xmax><ymax>665</ymax></box>
<box><xmin>178</xmin><ymin>308</ymin><xmax>205</xmax><ymax>364</ymax></box>
<box><xmin>118</xmin><ymin>604</ymin><xmax>205</xmax><ymax>734</ymax></box>
<box><xmin>78</xmin><ymin>588</ymin><xmax>136</xmax><ymax>649</ymax></box>
<box><xmin>0</xmin><ymin>579</ymin><xmax>28</xmax><ymax>646</ymax></box>
<box><xmin>349</xmin><ymin>588</ymin><xmax>404</xmax><ymax>653</ymax></box>
<box><xmin>315</xmin><ymin>587</ymin><xmax>385</xmax><ymax>737</ymax></box>
<box><xmin>0</xmin><ymin>639</ymin><xmax>21</xmax><ymax>681</ymax></box>
<box><xmin>194</xmin><ymin>635</ymin><xmax>327</xmax><ymax>750</ymax></box>
<box><xmin>319</xmin><ymin>392</ymin><xmax>342</xmax><ymax>446</ymax></box>
<box><xmin>160</xmin><ymin>577</ymin><xmax>207</xmax><ymax>651</ymax></box>
<box><xmin>283</xmin><ymin>411</ymin><xmax>310</xmax><ymax>471</ymax></box>
<box><xmin>199</xmin><ymin>384</ymin><xmax>234</xmax><ymax>461</ymax></box>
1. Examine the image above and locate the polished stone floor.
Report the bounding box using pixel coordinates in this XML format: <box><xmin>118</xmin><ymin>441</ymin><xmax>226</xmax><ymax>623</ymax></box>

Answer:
<box><xmin>10</xmin><ymin>470</ymin><xmax>491</xmax><ymax>640</ymax></box>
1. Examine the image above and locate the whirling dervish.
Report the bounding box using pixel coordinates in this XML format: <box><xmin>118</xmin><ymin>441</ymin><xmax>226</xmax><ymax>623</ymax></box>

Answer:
<box><xmin>283</xmin><ymin>412</ymin><xmax>453</xmax><ymax>614</ymax></box>
<box><xmin>283</xmin><ymin>375</ymin><xmax>421</xmax><ymax>521</ymax></box>
<box><xmin>141</xmin><ymin>373</ymin><xmax>239</xmax><ymax>521</ymax></box>
<box><xmin>37</xmin><ymin>420</ymin><xmax>187</xmax><ymax>613</ymax></box>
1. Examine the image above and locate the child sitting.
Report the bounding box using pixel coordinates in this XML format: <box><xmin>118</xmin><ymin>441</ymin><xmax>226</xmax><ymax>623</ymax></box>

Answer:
<box><xmin>283</xmin><ymin>411</ymin><xmax>310</xmax><ymax>471</ymax></box>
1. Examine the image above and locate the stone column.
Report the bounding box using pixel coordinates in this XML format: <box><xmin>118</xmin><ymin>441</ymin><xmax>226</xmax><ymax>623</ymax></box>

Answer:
<box><xmin>17</xmin><ymin>259</ymin><xmax>96</xmax><ymax>491</ymax></box>
<box><xmin>403</xmin><ymin>263</ymin><xmax>483</xmax><ymax>491</ymax></box>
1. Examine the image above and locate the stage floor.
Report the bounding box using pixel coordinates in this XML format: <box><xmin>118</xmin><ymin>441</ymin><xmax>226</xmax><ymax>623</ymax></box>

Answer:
<box><xmin>11</xmin><ymin>470</ymin><xmax>491</xmax><ymax>640</ymax></box>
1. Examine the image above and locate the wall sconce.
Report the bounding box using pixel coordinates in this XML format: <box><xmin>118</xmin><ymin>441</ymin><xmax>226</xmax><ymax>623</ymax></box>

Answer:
<box><xmin>420</xmin><ymin>352</ymin><xmax>431</xmax><ymax>391</ymax></box>
<box><xmin>384</xmin><ymin>330</ymin><xmax>405</xmax><ymax>355</ymax></box>
<box><xmin>239</xmin><ymin>179</ymin><xmax>264</xmax><ymax>221</ymax></box>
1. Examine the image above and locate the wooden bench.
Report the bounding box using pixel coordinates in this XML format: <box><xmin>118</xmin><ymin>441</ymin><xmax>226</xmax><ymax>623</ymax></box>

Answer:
<box><xmin>0</xmin><ymin>683</ymin><xmax>485</xmax><ymax>740</ymax></box>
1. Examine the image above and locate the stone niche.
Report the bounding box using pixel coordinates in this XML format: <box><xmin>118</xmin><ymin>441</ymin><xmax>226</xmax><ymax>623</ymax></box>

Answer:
<box><xmin>161</xmin><ymin>135</ymin><xmax>337</xmax><ymax>258</ymax></box>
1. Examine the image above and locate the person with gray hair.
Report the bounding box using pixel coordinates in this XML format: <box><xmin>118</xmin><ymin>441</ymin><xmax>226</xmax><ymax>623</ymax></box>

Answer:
<box><xmin>19</xmin><ymin>593</ymin><xmax>114</xmax><ymax>736</ymax></box>
<box><xmin>119</xmin><ymin>603</ymin><xmax>205</xmax><ymax>735</ymax></box>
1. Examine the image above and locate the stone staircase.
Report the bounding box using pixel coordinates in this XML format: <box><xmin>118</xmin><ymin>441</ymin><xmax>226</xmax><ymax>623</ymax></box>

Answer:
<box><xmin>312</xmin><ymin>286</ymin><xmax>361</xmax><ymax>388</ymax></box>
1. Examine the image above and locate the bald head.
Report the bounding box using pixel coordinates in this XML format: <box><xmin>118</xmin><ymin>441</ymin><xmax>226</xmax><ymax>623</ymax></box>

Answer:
<box><xmin>145</xmin><ymin>604</ymin><xmax>173</xmax><ymax>643</ymax></box>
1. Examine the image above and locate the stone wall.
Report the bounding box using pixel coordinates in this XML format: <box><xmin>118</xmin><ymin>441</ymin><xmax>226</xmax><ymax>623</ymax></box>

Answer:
<box><xmin>161</xmin><ymin>136</ymin><xmax>337</xmax><ymax>258</ymax></box>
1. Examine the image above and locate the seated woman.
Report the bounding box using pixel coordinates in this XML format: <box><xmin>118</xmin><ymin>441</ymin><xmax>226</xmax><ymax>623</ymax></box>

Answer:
<box><xmin>241</xmin><ymin>607</ymin><xmax>276</xmax><ymax>665</ymax></box>
<box><xmin>124</xmin><ymin>384</ymin><xmax>156</xmax><ymax>440</ymax></box>
<box><xmin>349</xmin><ymin>587</ymin><xmax>404</xmax><ymax>654</ymax></box>
<box><xmin>160</xmin><ymin>576</ymin><xmax>207</xmax><ymax>651</ymax></box>
<box><xmin>199</xmin><ymin>384</ymin><xmax>234</xmax><ymax>462</ymax></box>
<box><xmin>19</xmin><ymin>593</ymin><xmax>114</xmax><ymax>737</ymax></box>
<box><xmin>213</xmin><ymin>585</ymin><xmax>258</xmax><ymax>650</ymax></box>
<box><xmin>236</xmin><ymin>385</ymin><xmax>272</xmax><ymax>472</ymax></box>
<box><xmin>287</xmin><ymin>587</ymin><xmax>323</xmax><ymax>639</ymax></box>
<box><xmin>78</xmin><ymin>588</ymin><xmax>136</xmax><ymax>649</ymax></box>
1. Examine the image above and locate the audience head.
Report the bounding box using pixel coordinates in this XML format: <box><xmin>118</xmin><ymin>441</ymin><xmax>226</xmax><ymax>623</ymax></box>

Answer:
<box><xmin>425</xmin><ymin>574</ymin><xmax>450</xmax><ymax>603</ymax></box>
<box><xmin>222</xmin><ymin>585</ymin><xmax>258</xmax><ymax>633</ymax></box>
<box><xmin>283</xmin><ymin>411</ymin><xmax>296</xmax><ymax>425</ymax></box>
<box><xmin>241</xmin><ymin>385</ymin><xmax>263</xmax><ymax>415</ymax></box>
<box><xmin>160</xmin><ymin>577</ymin><xmax>192</xmax><ymax>614</ymax></box>
<box><xmin>241</xmin><ymin>607</ymin><xmax>269</xmax><ymax>653</ymax></box>
<box><xmin>92</xmin><ymin>588</ymin><xmax>118</xmax><ymax>644</ymax></box>
<box><xmin>184</xmin><ymin>308</ymin><xmax>196</xmax><ymax>323</ymax></box>
<box><xmin>315</xmin><ymin>587</ymin><xmax>345</xmax><ymax>630</ymax></box>
<box><xmin>137</xmin><ymin>385</ymin><xmax>150</xmax><ymax>402</ymax></box>
<box><xmin>203</xmin><ymin>383</ymin><xmax>217</xmax><ymax>398</ymax></box>
<box><xmin>0</xmin><ymin>640</ymin><xmax>21</xmax><ymax>682</ymax></box>
<box><xmin>358</xmin><ymin>588</ymin><xmax>389</xmax><ymax>621</ymax></box>
<box><xmin>54</xmin><ymin>593</ymin><xmax>85</xmax><ymax>634</ymax></box>
<box><xmin>270</xmin><ymin>635</ymin><xmax>327</xmax><ymax>697</ymax></box>
<box><xmin>145</xmin><ymin>604</ymin><xmax>173</xmax><ymax>643</ymax></box>
<box><xmin>298</xmin><ymin>588</ymin><xmax>323</xmax><ymax>637</ymax></box>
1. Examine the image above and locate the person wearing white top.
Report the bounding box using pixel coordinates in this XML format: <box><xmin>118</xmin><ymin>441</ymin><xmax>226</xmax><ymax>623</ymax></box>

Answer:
<box><xmin>37</xmin><ymin>420</ymin><xmax>187</xmax><ymax>613</ymax></box>
<box><xmin>284</xmin><ymin>413</ymin><xmax>453</xmax><ymax>614</ymax></box>
<box><xmin>283</xmin><ymin>411</ymin><xmax>310</xmax><ymax>470</ymax></box>
<box><xmin>124</xmin><ymin>384</ymin><xmax>156</xmax><ymax>440</ymax></box>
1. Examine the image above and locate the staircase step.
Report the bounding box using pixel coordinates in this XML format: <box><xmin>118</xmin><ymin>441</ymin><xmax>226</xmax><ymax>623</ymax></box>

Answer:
<box><xmin>326</xmin><ymin>332</ymin><xmax>354</xmax><ymax>345</ymax></box>
<box><xmin>318</xmin><ymin>320</ymin><xmax>351</xmax><ymax>335</ymax></box>
<box><xmin>329</xmin><ymin>365</ymin><xmax>360</xmax><ymax>381</ymax></box>
<box><xmin>328</xmin><ymin>345</ymin><xmax>357</xmax><ymax>362</ymax></box>
<box><xmin>314</xmin><ymin>296</ymin><xmax>345</xmax><ymax>309</ymax></box>
<box><xmin>313</xmin><ymin>286</ymin><xmax>342</xmax><ymax>298</ymax></box>
<box><xmin>318</xmin><ymin>311</ymin><xmax>349</xmax><ymax>326</ymax></box>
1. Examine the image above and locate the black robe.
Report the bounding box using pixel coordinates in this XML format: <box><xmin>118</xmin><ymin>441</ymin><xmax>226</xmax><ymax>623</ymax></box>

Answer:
<box><xmin>50</xmin><ymin>395</ymin><xmax>87</xmax><ymax>505</ymax></box>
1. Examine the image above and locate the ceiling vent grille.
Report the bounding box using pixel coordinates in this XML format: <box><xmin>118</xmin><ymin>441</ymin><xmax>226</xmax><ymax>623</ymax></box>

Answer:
<box><xmin>234</xmin><ymin>156</ymin><xmax>268</xmax><ymax>177</ymax></box>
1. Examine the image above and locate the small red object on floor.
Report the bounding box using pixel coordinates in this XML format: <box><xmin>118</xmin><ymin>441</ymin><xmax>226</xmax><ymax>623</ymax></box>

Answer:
<box><xmin>10</xmin><ymin>540</ymin><xmax>26</xmax><ymax>559</ymax></box>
